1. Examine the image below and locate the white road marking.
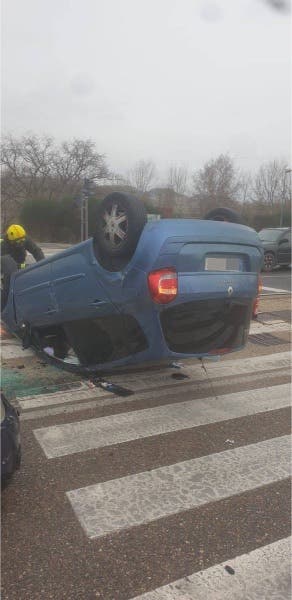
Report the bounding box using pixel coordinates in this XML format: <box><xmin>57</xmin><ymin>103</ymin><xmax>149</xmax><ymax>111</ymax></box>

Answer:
<box><xmin>262</xmin><ymin>286</ymin><xmax>290</xmax><ymax>294</ymax></box>
<box><xmin>18</xmin><ymin>383</ymin><xmax>112</xmax><ymax>410</ymax></box>
<box><xmin>131</xmin><ymin>537</ymin><xmax>291</xmax><ymax>600</ymax></box>
<box><xmin>33</xmin><ymin>383</ymin><xmax>290</xmax><ymax>458</ymax></box>
<box><xmin>19</xmin><ymin>350</ymin><xmax>291</xmax><ymax>414</ymax></box>
<box><xmin>20</xmin><ymin>367</ymin><xmax>291</xmax><ymax>420</ymax></box>
<box><xmin>17</xmin><ymin>344</ymin><xmax>290</xmax><ymax>410</ymax></box>
<box><xmin>201</xmin><ymin>350</ymin><xmax>291</xmax><ymax>378</ymax></box>
<box><xmin>249</xmin><ymin>321</ymin><xmax>290</xmax><ymax>334</ymax></box>
<box><xmin>66</xmin><ymin>435</ymin><xmax>291</xmax><ymax>538</ymax></box>
<box><xmin>0</xmin><ymin>343</ymin><xmax>34</xmax><ymax>359</ymax></box>
<box><xmin>84</xmin><ymin>350</ymin><xmax>291</xmax><ymax>390</ymax></box>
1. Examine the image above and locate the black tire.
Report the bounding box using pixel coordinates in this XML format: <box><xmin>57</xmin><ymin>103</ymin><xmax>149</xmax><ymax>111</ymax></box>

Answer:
<box><xmin>263</xmin><ymin>252</ymin><xmax>276</xmax><ymax>272</ymax></box>
<box><xmin>94</xmin><ymin>192</ymin><xmax>147</xmax><ymax>258</ymax></box>
<box><xmin>204</xmin><ymin>207</ymin><xmax>245</xmax><ymax>224</ymax></box>
<box><xmin>1</xmin><ymin>254</ymin><xmax>18</xmax><ymax>310</ymax></box>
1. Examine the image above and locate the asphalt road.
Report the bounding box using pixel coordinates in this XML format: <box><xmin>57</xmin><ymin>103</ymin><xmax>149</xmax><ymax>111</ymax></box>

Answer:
<box><xmin>262</xmin><ymin>269</ymin><xmax>291</xmax><ymax>294</ymax></box>
<box><xmin>1</xmin><ymin>294</ymin><xmax>291</xmax><ymax>600</ymax></box>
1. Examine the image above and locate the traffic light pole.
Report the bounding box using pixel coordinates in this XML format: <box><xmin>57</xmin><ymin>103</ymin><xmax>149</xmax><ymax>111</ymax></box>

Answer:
<box><xmin>80</xmin><ymin>178</ymin><xmax>90</xmax><ymax>241</ymax></box>
<box><xmin>80</xmin><ymin>195</ymin><xmax>87</xmax><ymax>241</ymax></box>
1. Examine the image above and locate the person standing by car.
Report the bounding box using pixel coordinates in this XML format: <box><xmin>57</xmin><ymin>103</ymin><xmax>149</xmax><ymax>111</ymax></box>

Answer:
<box><xmin>1</xmin><ymin>224</ymin><xmax>44</xmax><ymax>267</ymax></box>
<box><xmin>1</xmin><ymin>224</ymin><xmax>45</xmax><ymax>309</ymax></box>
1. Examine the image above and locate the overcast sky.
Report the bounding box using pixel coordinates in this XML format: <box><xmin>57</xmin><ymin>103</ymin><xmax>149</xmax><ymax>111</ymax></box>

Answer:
<box><xmin>1</xmin><ymin>0</ymin><xmax>291</xmax><ymax>177</ymax></box>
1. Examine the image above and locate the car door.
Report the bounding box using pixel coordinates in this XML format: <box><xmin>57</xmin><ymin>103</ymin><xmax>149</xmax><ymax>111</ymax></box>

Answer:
<box><xmin>277</xmin><ymin>231</ymin><xmax>291</xmax><ymax>265</ymax></box>
<box><xmin>13</xmin><ymin>261</ymin><xmax>59</xmax><ymax>326</ymax></box>
<box><xmin>51</xmin><ymin>243</ymin><xmax>119</xmax><ymax>322</ymax></box>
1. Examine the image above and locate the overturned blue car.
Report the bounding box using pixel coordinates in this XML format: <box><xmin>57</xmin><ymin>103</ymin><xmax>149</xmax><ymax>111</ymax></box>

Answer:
<box><xmin>1</xmin><ymin>193</ymin><xmax>263</xmax><ymax>374</ymax></box>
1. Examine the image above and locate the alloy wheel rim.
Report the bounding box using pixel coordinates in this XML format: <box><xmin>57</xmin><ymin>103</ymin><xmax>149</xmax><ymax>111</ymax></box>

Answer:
<box><xmin>102</xmin><ymin>203</ymin><xmax>128</xmax><ymax>247</ymax></box>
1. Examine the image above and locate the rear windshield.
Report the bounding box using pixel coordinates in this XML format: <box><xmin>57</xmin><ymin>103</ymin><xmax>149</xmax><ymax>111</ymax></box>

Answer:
<box><xmin>259</xmin><ymin>229</ymin><xmax>286</xmax><ymax>242</ymax></box>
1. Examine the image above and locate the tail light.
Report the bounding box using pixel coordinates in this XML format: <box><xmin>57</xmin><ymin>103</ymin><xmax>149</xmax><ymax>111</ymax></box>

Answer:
<box><xmin>148</xmin><ymin>268</ymin><xmax>178</xmax><ymax>304</ymax></box>
<box><xmin>252</xmin><ymin>275</ymin><xmax>263</xmax><ymax>318</ymax></box>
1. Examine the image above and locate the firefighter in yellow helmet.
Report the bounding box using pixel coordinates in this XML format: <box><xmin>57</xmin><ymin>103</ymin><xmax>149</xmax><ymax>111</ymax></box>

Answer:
<box><xmin>1</xmin><ymin>224</ymin><xmax>44</xmax><ymax>268</ymax></box>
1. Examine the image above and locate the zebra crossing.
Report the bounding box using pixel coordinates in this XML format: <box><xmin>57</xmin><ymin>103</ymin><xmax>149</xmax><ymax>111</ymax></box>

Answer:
<box><xmin>131</xmin><ymin>537</ymin><xmax>291</xmax><ymax>600</ymax></box>
<box><xmin>1</xmin><ymin>314</ymin><xmax>291</xmax><ymax>599</ymax></box>
<box><xmin>33</xmin><ymin>384</ymin><xmax>290</xmax><ymax>458</ymax></box>
<box><xmin>66</xmin><ymin>435</ymin><xmax>290</xmax><ymax>540</ymax></box>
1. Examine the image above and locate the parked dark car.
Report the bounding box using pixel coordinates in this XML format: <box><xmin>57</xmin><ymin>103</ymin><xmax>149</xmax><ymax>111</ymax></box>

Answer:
<box><xmin>258</xmin><ymin>228</ymin><xmax>291</xmax><ymax>271</ymax></box>
<box><xmin>1</xmin><ymin>195</ymin><xmax>263</xmax><ymax>374</ymax></box>
<box><xmin>1</xmin><ymin>392</ymin><xmax>21</xmax><ymax>481</ymax></box>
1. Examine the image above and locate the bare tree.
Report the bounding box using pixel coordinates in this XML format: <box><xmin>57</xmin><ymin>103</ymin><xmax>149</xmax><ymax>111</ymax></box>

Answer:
<box><xmin>1</xmin><ymin>133</ymin><xmax>109</xmax><ymax>227</ymax></box>
<box><xmin>52</xmin><ymin>139</ymin><xmax>109</xmax><ymax>184</ymax></box>
<box><xmin>127</xmin><ymin>160</ymin><xmax>157</xmax><ymax>193</ymax></box>
<box><xmin>252</xmin><ymin>160</ymin><xmax>290</xmax><ymax>207</ymax></box>
<box><xmin>237</xmin><ymin>171</ymin><xmax>254</xmax><ymax>204</ymax></box>
<box><xmin>192</xmin><ymin>154</ymin><xmax>241</xmax><ymax>213</ymax></box>
<box><xmin>1</xmin><ymin>134</ymin><xmax>54</xmax><ymax>205</ymax></box>
<box><xmin>167</xmin><ymin>165</ymin><xmax>189</xmax><ymax>195</ymax></box>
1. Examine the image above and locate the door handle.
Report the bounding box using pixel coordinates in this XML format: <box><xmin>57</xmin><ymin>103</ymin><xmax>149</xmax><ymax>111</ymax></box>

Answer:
<box><xmin>89</xmin><ymin>300</ymin><xmax>107</xmax><ymax>306</ymax></box>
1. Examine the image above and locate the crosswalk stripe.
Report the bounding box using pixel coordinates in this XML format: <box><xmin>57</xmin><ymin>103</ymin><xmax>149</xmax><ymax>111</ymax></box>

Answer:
<box><xmin>249</xmin><ymin>321</ymin><xmax>290</xmax><ymax>334</ymax></box>
<box><xmin>0</xmin><ymin>343</ymin><xmax>34</xmax><ymax>359</ymax></box>
<box><xmin>20</xmin><ymin>368</ymin><xmax>291</xmax><ymax>420</ymax></box>
<box><xmin>18</xmin><ymin>383</ymin><xmax>111</xmax><ymax>410</ymax></box>
<box><xmin>262</xmin><ymin>286</ymin><xmax>290</xmax><ymax>294</ymax></box>
<box><xmin>130</xmin><ymin>537</ymin><xmax>291</xmax><ymax>599</ymax></box>
<box><xmin>19</xmin><ymin>366</ymin><xmax>291</xmax><ymax>418</ymax></box>
<box><xmin>33</xmin><ymin>383</ymin><xmax>290</xmax><ymax>459</ymax></box>
<box><xmin>66</xmin><ymin>435</ymin><xmax>291</xmax><ymax>539</ymax></box>
<box><xmin>200</xmin><ymin>350</ymin><xmax>291</xmax><ymax>377</ymax></box>
<box><xmin>18</xmin><ymin>350</ymin><xmax>291</xmax><ymax>412</ymax></box>
<box><xmin>18</xmin><ymin>346</ymin><xmax>291</xmax><ymax>413</ymax></box>
<box><xmin>97</xmin><ymin>351</ymin><xmax>291</xmax><ymax>391</ymax></box>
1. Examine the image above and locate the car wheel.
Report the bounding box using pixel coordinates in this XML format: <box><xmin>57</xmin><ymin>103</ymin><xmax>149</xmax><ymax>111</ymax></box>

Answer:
<box><xmin>204</xmin><ymin>207</ymin><xmax>245</xmax><ymax>224</ymax></box>
<box><xmin>94</xmin><ymin>192</ymin><xmax>147</xmax><ymax>258</ymax></box>
<box><xmin>263</xmin><ymin>252</ymin><xmax>276</xmax><ymax>272</ymax></box>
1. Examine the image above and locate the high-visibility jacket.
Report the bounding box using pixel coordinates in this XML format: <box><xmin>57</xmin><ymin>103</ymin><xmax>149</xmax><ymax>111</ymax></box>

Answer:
<box><xmin>1</xmin><ymin>236</ymin><xmax>44</xmax><ymax>267</ymax></box>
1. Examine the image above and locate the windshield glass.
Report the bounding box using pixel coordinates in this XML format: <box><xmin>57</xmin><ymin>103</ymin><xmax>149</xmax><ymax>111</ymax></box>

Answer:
<box><xmin>259</xmin><ymin>229</ymin><xmax>285</xmax><ymax>242</ymax></box>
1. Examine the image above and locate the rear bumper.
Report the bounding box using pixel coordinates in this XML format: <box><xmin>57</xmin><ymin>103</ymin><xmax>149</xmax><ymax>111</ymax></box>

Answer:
<box><xmin>73</xmin><ymin>296</ymin><xmax>253</xmax><ymax>373</ymax></box>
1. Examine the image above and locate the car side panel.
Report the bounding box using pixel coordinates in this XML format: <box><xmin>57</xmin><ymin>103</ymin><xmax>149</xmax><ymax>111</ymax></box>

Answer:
<box><xmin>13</xmin><ymin>262</ymin><xmax>58</xmax><ymax>326</ymax></box>
<box><xmin>10</xmin><ymin>241</ymin><xmax>120</xmax><ymax>328</ymax></box>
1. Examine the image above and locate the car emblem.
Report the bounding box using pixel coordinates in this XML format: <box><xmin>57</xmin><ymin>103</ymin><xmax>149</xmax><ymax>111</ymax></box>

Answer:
<box><xmin>227</xmin><ymin>286</ymin><xmax>233</xmax><ymax>296</ymax></box>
